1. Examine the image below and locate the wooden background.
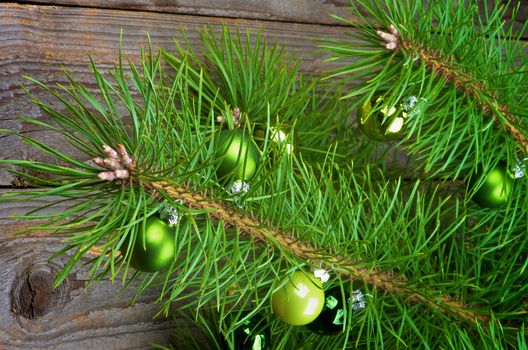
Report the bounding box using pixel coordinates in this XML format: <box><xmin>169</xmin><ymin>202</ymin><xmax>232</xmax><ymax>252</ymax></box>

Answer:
<box><xmin>0</xmin><ymin>1</ymin><xmax>526</xmax><ymax>349</ymax></box>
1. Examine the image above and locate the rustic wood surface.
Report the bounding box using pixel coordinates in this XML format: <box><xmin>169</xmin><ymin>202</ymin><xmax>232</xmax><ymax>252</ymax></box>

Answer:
<box><xmin>0</xmin><ymin>194</ymin><xmax>178</xmax><ymax>350</ymax></box>
<box><xmin>13</xmin><ymin>0</ymin><xmax>353</xmax><ymax>25</ymax></box>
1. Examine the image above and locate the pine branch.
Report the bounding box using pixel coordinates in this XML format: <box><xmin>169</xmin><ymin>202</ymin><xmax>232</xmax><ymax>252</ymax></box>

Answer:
<box><xmin>4</xmin><ymin>25</ymin><xmax>525</xmax><ymax>347</ymax></box>
<box><xmin>323</xmin><ymin>0</ymin><xmax>528</xmax><ymax>178</ymax></box>
<box><xmin>95</xmin><ymin>143</ymin><xmax>489</xmax><ymax>324</ymax></box>
<box><xmin>377</xmin><ymin>25</ymin><xmax>528</xmax><ymax>154</ymax></box>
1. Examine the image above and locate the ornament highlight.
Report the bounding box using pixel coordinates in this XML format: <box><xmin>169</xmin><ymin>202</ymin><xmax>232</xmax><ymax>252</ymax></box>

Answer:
<box><xmin>233</xmin><ymin>313</ymin><xmax>270</xmax><ymax>350</ymax></box>
<box><xmin>228</xmin><ymin>180</ymin><xmax>251</xmax><ymax>196</ymax></box>
<box><xmin>306</xmin><ymin>287</ymin><xmax>347</xmax><ymax>335</ymax></box>
<box><xmin>271</xmin><ymin>271</ymin><xmax>325</xmax><ymax>326</ymax></box>
<box><xmin>215</xmin><ymin>129</ymin><xmax>261</xmax><ymax>181</ymax></box>
<box><xmin>306</xmin><ymin>288</ymin><xmax>369</xmax><ymax>335</ymax></box>
<box><xmin>121</xmin><ymin>216</ymin><xmax>176</xmax><ymax>272</ymax></box>
<box><xmin>159</xmin><ymin>201</ymin><xmax>183</xmax><ymax>227</ymax></box>
<box><xmin>358</xmin><ymin>94</ymin><xmax>413</xmax><ymax>142</ymax></box>
<box><xmin>467</xmin><ymin>161</ymin><xmax>514</xmax><ymax>208</ymax></box>
<box><xmin>312</xmin><ymin>268</ymin><xmax>330</xmax><ymax>284</ymax></box>
<box><xmin>254</xmin><ymin>124</ymin><xmax>297</xmax><ymax>157</ymax></box>
<box><xmin>512</xmin><ymin>157</ymin><xmax>528</xmax><ymax>179</ymax></box>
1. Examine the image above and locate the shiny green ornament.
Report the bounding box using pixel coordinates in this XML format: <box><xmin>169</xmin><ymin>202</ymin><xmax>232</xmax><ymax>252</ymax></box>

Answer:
<box><xmin>121</xmin><ymin>216</ymin><xmax>176</xmax><ymax>272</ymax></box>
<box><xmin>358</xmin><ymin>95</ymin><xmax>409</xmax><ymax>142</ymax></box>
<box><xmin>254</xmin><ymin>125</ymin><xmax>298</xmax><ymax>157</ymax></box>
<box><xmin>306</xmin><ymin>287</ymin><xmax>348</xmax><ymax>335</ymax></box>
<box><xmin>467</xmin><ymin>161</ymin><xmax>514</xmax><ymax>208</ymax></box>
<box><xmin>234</xmin><ymin>313</ymin><xmax>270</xmax><ymax>350</ymax></box>
<box><xmin>271</xmin><ymin>271</ymin><xmax>325</xmax><ymax>326</ymax></box>
<box><xmin>215</xmin><ymin>129</ymin><xmax>261</xmax><ymax>181</ymax></box>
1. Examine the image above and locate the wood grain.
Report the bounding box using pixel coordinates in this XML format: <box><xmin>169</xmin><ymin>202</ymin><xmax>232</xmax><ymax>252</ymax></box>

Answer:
<box><xmin>0</xmin><ymin>2</ymin><xmax>357</xmax><ymax>186</ymax></box>
<box><xmin>15</xmin><ymin>0</ymin><xmax>352</xmax><ymax>26</ymax></box>
<box><xmin>14</xmin><ymin>0</ymin><xmax>528</xmax><ymax>37</ymax></box>
<box><xmin>0</xmin><ymin>204</ymin><xmax>174</xmax><ymax>349</ymax></box>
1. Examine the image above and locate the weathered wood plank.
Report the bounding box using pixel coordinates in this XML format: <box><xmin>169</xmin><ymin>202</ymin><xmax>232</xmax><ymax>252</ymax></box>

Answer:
<box><xmin>15</xmin><ymin>0</ymin><xmax>352</xmax><ymax>26</ymax></box>
<box><xmin>14</xmin><ymin>0</ymin><xmax>528</xmax><ymax>36</ymax></box>
<box><xmin>0</xmin><ymin>3</ymin><xmax>356</xmax><ymax>186</ymax></box>
<box><xmin>0</xmin><ymin>194</ymin><xmax>178</xmax><ymax>349</ymax></box>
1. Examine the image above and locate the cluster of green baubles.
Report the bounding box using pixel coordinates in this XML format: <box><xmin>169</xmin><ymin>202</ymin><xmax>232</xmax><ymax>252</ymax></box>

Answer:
<box><xmin>118</xmin><ymin>126</ymin><xmax>348</xmax><ymax>342</ymax></box>
<box><xmin>358</xmin><ymin>94</ymin><xmax>516</xmax><ymax>209</ymax></box>
<box><xmin>230</xmin><ymin>272</ymin><xmax>353</xmax><ymax>350</ymax></box>
<box><xmin>120</xmin><ymin>96</ymin><xmax>514</xmax><ymax>345</ymax></box>
<box><xmin>120</xmin><ymin>125</ymin><xmax>294</xmax><ymax>272</ymax></box>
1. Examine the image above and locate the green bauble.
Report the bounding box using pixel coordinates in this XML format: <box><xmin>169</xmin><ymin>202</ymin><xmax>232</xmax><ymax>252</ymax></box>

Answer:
<box><xmin>233</xmin><ymin>313</ymin><xmax>270</xmax><ymax>350</ymax></box>
<box><xmin>121</xmin><ymin>216</ymin><xmax>176</xmax><ymax>272</ymax></box>
<box><xmin>358</xmin><ymin>95</ymin><xmax>408</xmax><ymax>142</ymax></box>
<box><xmin>271</xmin><ymin>271</ymin><xmax>325</xmax><ymax>326</ymax></box>
<box><xmin>467</xmin><ymin>161</ymin><xmax>514</xmax><ymax>208</ymax></box>
<box><xmin>306</xmin><ymin>287</ymin><xmax>347</xmax><ymax>335</ymax></box>
<box><xmin>254</xmin><ymin>124</ymin><xmax>298</xmax><ymax>157</ymax></box>
<box><xmin>215</xmin><ymin>129</ymin><xmax>261</xmax><ymax>181</ymax></box>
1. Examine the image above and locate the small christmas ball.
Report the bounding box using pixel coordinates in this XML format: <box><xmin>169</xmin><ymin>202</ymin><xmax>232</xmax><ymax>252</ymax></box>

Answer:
<box><xmin>254</xmin><ymin>125</ymin><xmax>297</xmax><ymax>157</ymax></box>
<box><xmin>233</xmin><ymin>313</ymin><xmax>270</xmax><ymax>350</ymax></box>
<box><xmin>271</xmin><ymin>271</ymin><xmax>325</xmax><ymax>326</ymax></box>
<box><xmin>467</xmin><ymin>161</ymin><xmax>514</xmax><ymax>208</ymax></box>
<box><xmin>215</xmin><ymin>129</ymin><xmax>261</xmax><ymax>181</ymax></box>
<box><xmin>358</xmin><ymin>95</ymin><xmax>409</xmax><ymax>142</ymax></box>
<box><xmin>121</xmin><ymin>216</ymin><xmax>176</xmax><ymax>272</ymax></box>
<box><xmin>306</xmin><ymin>287</ymin><xmax>347</xmax><ymax>335</ymax></box>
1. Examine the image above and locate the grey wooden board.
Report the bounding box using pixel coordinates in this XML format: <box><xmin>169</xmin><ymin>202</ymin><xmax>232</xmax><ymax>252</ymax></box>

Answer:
<box><xmin>12</xmin><ymin>0</ymin><xmax>528</xmax><ymax>36</ymax></box>
<box><xmin>11</xmin><ymin>0</ymin><xmax>353</xmax><ymax>26</ymax></box>
<box><xmin>0</xmin><ymin>2</ymin><xmax>358</xmax><ymax>186</ymax></box>
<box><xmin>0</xmin><ymin>193</ymin><xmax>180</xmax><ymax>350</ymax></box>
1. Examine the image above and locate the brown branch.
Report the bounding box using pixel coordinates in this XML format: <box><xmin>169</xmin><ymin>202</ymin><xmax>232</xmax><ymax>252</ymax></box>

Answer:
<box><xmin>147</xmin><ymin>179</ymin><xmax>488</xmax><ymax>323</ymax></box>
<box><xmin>377</xmin><ymin>26</ymin><xmax>528</xmax><ymax>154</ymax></box>
<box><xmin>94</xmin><ymin>144</ymin><xmax>489</xmax><ymax>324</ymax></box>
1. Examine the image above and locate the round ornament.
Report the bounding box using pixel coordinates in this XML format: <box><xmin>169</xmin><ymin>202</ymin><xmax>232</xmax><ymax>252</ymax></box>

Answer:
<box><xmin>120</xmin><ymin>216</ymin><xmax>176</xmax><ymax>272</ymax></box>
<box><xmin>233</xmin><ymin>314</ymin><xmax>270</xmax><ymax>350</ymax></box>
<box><xmin>215</xmin><ymin>129</ymin><xmax>261</xmax><ymax>181</ymax></box>
<box><xmin>306</xmin><ymin>287</ymin><xmax>347</xmax><ymax>335</ymax></box>
<box><xmin>271</xmin><ymin>271</ymin><xmax>325</xmax><ymax>326</ymax></box>
<box><xmin>358</xmin><ymin>94</ymin><xmax>411</xmax><ymax>142</ymax></box>
<box><xmin>467</xmin><ymin>161</ymin><xmax>514</xmax><ymax>208</ymax></box>
<box><xmin>254</xmin><ymin>125</ymin><xmax>297</xmax><ymax>157</ymax></box>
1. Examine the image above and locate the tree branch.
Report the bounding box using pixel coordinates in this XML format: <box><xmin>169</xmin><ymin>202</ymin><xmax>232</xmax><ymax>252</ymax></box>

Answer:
<box><xmin>93</xmin><ymin>144</ymin><xmax>489</xmax><ymax>323</ymax></box>
<box><xmin>377</xmin><ymin>26</ymin><xmax>528</xmax><ymax>154</ymax></box>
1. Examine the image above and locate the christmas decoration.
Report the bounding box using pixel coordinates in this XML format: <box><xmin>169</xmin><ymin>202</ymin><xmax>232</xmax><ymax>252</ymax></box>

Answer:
<box><xmin>312</xmin><ymin>268</ymin><xmax>330</xmax><ymax>283</ymax></box>
<box><xmin>512</xmin><ymin>158</ymin><xmax>528</xmax><ymax>179</ymax></box>
<box><xmin>305</xmin><ymin>287</ymin><xmax>369</xmax><ymax>335</ymax></box>
<box><xmin>306</xmin><ymin>287</ymin><xmax>347</xmax><ymax>335</ymax></box>
<box><xmin>254</xmin><ymin>124</ymin><xmax>297</xmax><ymax>157</ymax></box>
<box><xmin>120</xmin><ymin>216</ymin><xmax>176</xmax><ymax>272</ymax></box>
<box><xmin>271</xmin><ymin>271</ymin><xmax>325</xmax><ymax>326</ymax></box>
<box><xmin>357</xmin><ymin>94</ymin><xmax>412</xmax><ymax>142</ymax></box>
<box><xmin>159</xmin><ymin>202</ymin><xmax>183</xmax><ymax>226</ymax></box>
<box><xmin>467</xmin><ymin>161</ymin><xmax>514</xmax><ymax>208</ymax></box>
<box><xmin>2</xmin><ymin>7</ymin><xmax>528</xmax><ymax>349</ymax></box>
<box><xmin>233</xmin><ymin>313</ymin><xmax>270</xmax><ymax>350</ymax></box>
<box><xmin>215</xmin><ymin>129</ymin><xmax>261</xmax><ymax>181</ymax></box>
<box><xmin>228</xmin><ymin>180</ymin><xmax>250</xmax><ymax>196</ymax></box>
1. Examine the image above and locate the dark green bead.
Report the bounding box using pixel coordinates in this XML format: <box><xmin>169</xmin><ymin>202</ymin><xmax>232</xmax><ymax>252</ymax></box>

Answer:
<box><xmin>121</xmin><ymin>216</ymin><xmax>176</xmax><ymax>272</ymax></box>
<box><xmin>306</xmin><ymin>287</ymin><xmax>347</xmax><ymax>335</ymax></box>
<box><xmin>358</xmin><ymin>95</ymin><xmax>407</xmax><ymax>142</ymax></box>
<box><xmin>215</xmin><ymin>129</ymin><xmax>261</xmax><ymax>181</ymax></box>
<box><xmin>234</xmin><ymin>314</ymin><xmax>270</xmax><ymax>350</ymax></box>
<box><xmin>467</xmin><ymin>161</ymin><xmax>514</xmax><ymax>208</ymax></box>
